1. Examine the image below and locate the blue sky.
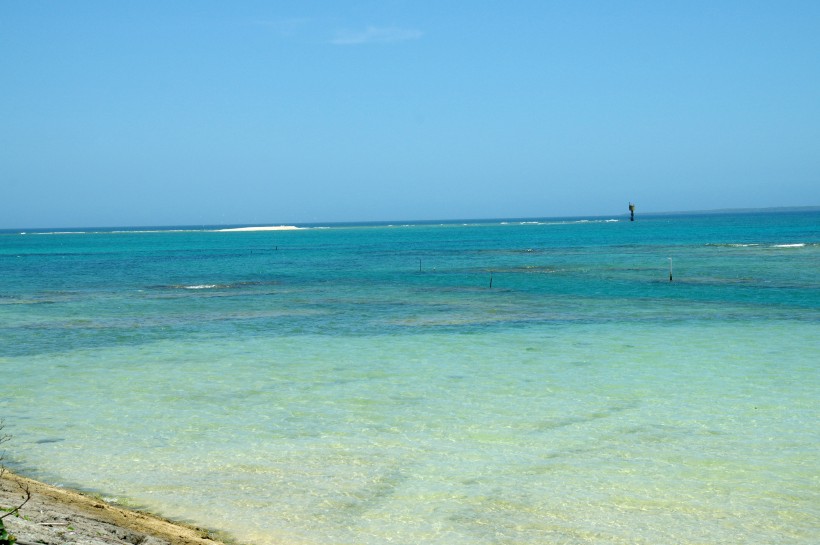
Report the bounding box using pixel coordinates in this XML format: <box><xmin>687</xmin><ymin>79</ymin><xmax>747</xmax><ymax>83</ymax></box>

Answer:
<box><xmin>2</xmin><ymin>1</ymin><xmax>819</xmax><ymax>228</ymax></box>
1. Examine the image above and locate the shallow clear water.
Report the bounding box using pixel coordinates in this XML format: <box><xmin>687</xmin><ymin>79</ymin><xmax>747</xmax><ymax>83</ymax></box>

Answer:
<box><xmin>1</xmin><ymin>213</ymin><xmax>818</xmax><ymax>544</ymax></box>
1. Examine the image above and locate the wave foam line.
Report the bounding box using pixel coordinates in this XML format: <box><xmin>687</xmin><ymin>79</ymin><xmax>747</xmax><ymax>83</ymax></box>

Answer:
<box><xmin>214</xmin><ymin>226</ymin><xmax>303</xmax><ymax>232</ymax></box>
<box><xmin>33</xmin><ymin>231</ymin><xmax>88</xmax><ymax>235</ymax></box>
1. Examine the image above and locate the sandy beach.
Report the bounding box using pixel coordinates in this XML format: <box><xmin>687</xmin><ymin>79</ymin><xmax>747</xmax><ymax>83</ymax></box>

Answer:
<box><xmin>0</xmin><ymin>471</ymin><xmax>236</xmax><ymax>545</ymax></box>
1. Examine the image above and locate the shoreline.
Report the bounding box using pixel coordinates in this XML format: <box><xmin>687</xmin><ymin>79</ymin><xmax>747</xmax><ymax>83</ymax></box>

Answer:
<box><xmin>0</xmin><ymin>470</ymin><xmax>238</xmax><ymax>545</ymax></box>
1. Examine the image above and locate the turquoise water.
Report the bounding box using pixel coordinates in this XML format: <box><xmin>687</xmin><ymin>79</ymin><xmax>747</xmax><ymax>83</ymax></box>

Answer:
<box><xmin>1</xmin><ymin>212</ymin><xmax>818</xmax><ymax>544</ymax></box>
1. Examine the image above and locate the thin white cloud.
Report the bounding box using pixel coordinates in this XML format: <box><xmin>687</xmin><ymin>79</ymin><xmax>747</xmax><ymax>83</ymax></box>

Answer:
<box><xmin>332</xmin><ymin>26</ymin><xmax>423</xmax><ymax>45</ymax></box>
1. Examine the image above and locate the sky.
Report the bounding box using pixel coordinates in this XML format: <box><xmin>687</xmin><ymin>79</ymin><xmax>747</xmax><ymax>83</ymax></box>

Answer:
<box><xmin>2</xmin><ymin>1</ymin><xmax>819</xmax><ymax>228</ymax></box>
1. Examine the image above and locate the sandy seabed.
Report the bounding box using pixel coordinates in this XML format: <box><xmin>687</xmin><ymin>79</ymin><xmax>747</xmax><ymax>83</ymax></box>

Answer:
<box><xmin>0</xmin><ymin>471</ymin><xmax>237</xmax><ymax>545</ymax></box>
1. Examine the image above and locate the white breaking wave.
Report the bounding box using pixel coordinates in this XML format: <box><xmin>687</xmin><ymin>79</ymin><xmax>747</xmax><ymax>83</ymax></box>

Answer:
<box><xmin>110</xmin><ymin>229</ymin><xmax>202</xmax><ymax>234</ymax></box>
<box><xmin>707</xmin><ymin>242</ymin><xmax>808</xmax><ymax>248</ymax></box>
<box><xmin>215</xmin><ymin>226</ymin><xmax>303</xmax><ymax>232</ymax></box>
<box><xmin>540</xmin><ymin>219</ymin><xmax>620</xmax><ymax>226</ymax></box>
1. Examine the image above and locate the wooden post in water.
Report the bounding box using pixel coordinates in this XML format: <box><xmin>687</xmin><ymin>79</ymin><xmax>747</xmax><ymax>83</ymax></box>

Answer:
<box><xmin>668</xmin><ymin>257</ymin><xmax>673</xmax><ymax>282</ymax></box>
<box><xmin>629</xmin><ymin>202</ymin><xmax>635</xmax><ymax>222</ymax></box>
<box><xmin>489</xmin><ymin>271</ymin><xmax>494</xmax><ymax>288</ymax></box>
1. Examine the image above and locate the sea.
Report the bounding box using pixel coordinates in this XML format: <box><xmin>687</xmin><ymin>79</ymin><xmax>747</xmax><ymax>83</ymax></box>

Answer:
<box><xmin>1</xmin><ymin>211</ymin><xmax>818</xmax><ymax>545</ymax></box>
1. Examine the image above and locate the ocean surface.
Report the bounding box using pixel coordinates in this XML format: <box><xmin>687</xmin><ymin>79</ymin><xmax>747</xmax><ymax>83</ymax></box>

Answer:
<box><xmin>1</xmin><ymin>212</ymin><xmax>818</xmax><ymax>545</ymax></box>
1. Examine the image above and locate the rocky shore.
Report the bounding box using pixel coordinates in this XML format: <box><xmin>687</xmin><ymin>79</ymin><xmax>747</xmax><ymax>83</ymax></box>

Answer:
<box><xmin>1</xmin><ymin>471</ymin><xmax>235</xmax><ymax>545</ymax></box>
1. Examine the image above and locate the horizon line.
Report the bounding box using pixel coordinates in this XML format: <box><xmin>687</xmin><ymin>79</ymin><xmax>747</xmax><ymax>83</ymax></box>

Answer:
<box><xmin>2</xmin><ymin>205</ymin><xmax>818</xmax><ymax>233</ymax></box>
